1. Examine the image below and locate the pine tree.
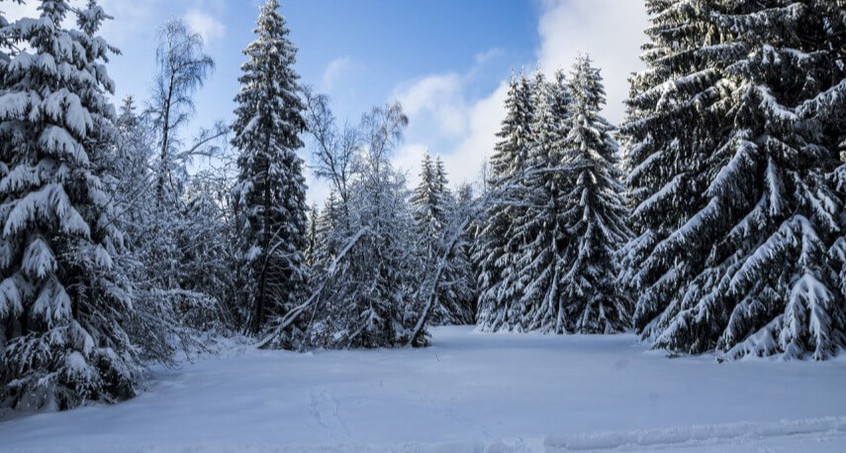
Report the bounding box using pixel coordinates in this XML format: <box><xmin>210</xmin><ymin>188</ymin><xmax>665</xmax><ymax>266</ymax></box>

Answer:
<box><xmin>0</xmin><ymin>0</ymin><xmax>139</xmax><ymax>410</ymax></box>
<box><xmin>622</xmin><ymin>0</ymin><xmax>846</xmax><ymax>359</ymax></box>
<box><xmin>411</xmin><ymin>152</ymin><xmax>474</xmax><ymax>325</ymax></box>
<box><xmin>475</xmin><ymin>73</ymin><xmax>535</xmax><ymax>332</ymax></box>
<box><xmin>113</xmin><ymin>96</ymin><xmax>154</xmax><ymax>235</ymax></box>
<box><xmin>560</xmin><ymin>56</ymin><xmax>631</xmax><ymax>334</ymax></box>
<box><xmin>432</xmin><ymin>156</ymin><xmax>475</xmax><ymax>325</ymax></box>
<box><xmin>305</xmin><ymin>203</ymin><xmax>318</xmax><ymax>267</ymax></box>
<box><xmin>313</xmin><ymin>191</ymin><xmax>344</xmax><ymax>270</ymax></box>
<box><xmin>232</xmin><ymin>0</ymin><xmax>308</xmax><ymax>336</ymax></box>
<box><xmin>502</xmin><ymin>70</ymin><xmax>574</xmax><ymax>333</ymax></box>
<box><xmin>411</xmin><ymin>152</ymin><xmax>443</xmax><ymax>243</ymax></box>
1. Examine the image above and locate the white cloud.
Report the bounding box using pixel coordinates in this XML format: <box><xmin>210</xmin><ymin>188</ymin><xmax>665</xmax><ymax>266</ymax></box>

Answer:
<box><xmin>391</xmin><ymin>78</ymin><xmax>508</xmax><ymax>191</ymax></box>
<box><xmin>389</xmin><ymin>1</ymin><xmax>648</xmax><ymax>195</ymax></box>
<box><xmin>537</xmin><ymin>0</ymin><xmax>648</xmax><ymax>124</ymax></box>
<box><xmin>184</xmin><ymin>9</ymin><xmax>226</xmax><ymax>44</ymax></box>
<box><xmin>394</xmin><ymin>143</ymin><xmax>430</xmax><ymax>185</ymax></box>
<box><xmin>393</xmin><ymin>74</ymin><xmax>467</xmax><ymax>139</ymax></box>
<box><xmin>99</xmin><ymin>0</ymin><xmax>159</xmax><ymax>39</ymax></box>
<box><xmin>442</xmin><ymin>81</ymin><xmax>509</xmax><ymax>187</ymax></box>
<box><xmin>322</xmin><ymin>56</ymin><xmax>353</xmax><ymax>92</ymax></box>
<box><xmin>473</xmin><ymin>48</ymin><xmax>503</xmax><ymax>66</ymax></box>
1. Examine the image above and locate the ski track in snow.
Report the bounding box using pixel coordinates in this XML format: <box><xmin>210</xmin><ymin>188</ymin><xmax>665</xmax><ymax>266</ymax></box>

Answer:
<box><xmin>2</xmin><ymin>327</ymin><xmax>845</xmax><ymax>453</ymax></box>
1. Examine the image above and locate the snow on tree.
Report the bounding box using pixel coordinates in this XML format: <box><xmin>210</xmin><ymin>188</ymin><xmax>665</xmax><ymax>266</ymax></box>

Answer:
<box><xmin>128</xmin><ymin>17</ymin><xmax>231</xmax><ymax>339</ymax></box>
<box><xmin>177</xmin><ymin>172</ymin><xmax>239</xmax><ymax>330</ymax></box>
<box><xmin>111</xmin><ymin>96</ymin><xmax>156</xmax><ymax>247</ymax></box>
<box><xmin>411</xmin><ymin>152</ymin><xmax>474</xmax><ymax>325</ymax></box>
<box><xmin>0</xmin><ymin>0</ymin><xmax>140</xmax><ymax>411</ymax></box>
<box><xmin>621</xmin><ymin>0</ymin><xmax>846</xmax><ymax>359</ymax></box>
<box><xmin>474</xmin><ymin>73</ymin><xmax>535</xmax><ymax>332</ymax></box>
<box><xmin>0</xmin><ymin>1</ymin><xmax>25</xmax><ymax>68</ymax></box>
<box><xmin>559</xmin><ymin>56</ymin><xmax>631</xmax><ymax>334</ymax></box>
<box><xmin>261</xmin><ymin>102</ymin><xmax>426</xmax><ymax>350</ymax></box>
<box><xmin>476</xmin><ymin>63</ymin><xmax>628</xmax><ymax>335</ymax></box>
<box><xmin>412</xmin><ymin>152</ymin><xmax>445</xmax><ymax>242</ymax></box>
<box><xmin>148</xmin><ymin>18</ymin><xmax>214</xmax><ymax>206</ymax></box>
<box><xmin>497</xmin><ymin>70</ymin><xmax>574</xmax><ymax>334</ymax></box>
<box><xmin>312</xmin><ymin>191</ymin><xmax>344</xmax><ymax>272</ymax></box>
<box><xmin>305</xmin><ymin>203</ymin><xmax>318</xmax><ymax>267</ymax></box>
<box><xmin>231</xmin><ymin>0</ymin><xmax>308</xmax><ymax>336</ymax></box>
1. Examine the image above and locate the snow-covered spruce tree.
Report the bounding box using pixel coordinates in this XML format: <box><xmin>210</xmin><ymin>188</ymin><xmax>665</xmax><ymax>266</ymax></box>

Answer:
<box><xmin>622</xmin><ymin>0</ymin><xmax>846</xmax><ymax>359</ymax></box>
<box><xmin>232</xmin><ymin>0</ymin><xmax>308</xmax><ymax>336</ymax></box>
<box><xmin>411</xmin><ymin>153</ymin><xmax>474</xmax><ymax>325</ymax></box>
<box><xmin>304</xmin><ymin>203</ymin><xmax>318</xmax><ymax>267</ymax></box>
<box><xmin>502</xmin><ymin>70</ymin><xmax>574</xmax><ymax>333</ymax></box>
<box><xmin>453</xmin><ymin>182</ymin><xmax>479</xmax><ymax>320</ymax></box>
<box><xmin>433</xmin><ymin>156</ymin><xmax>476</xmax><ymax>325</ymax></box>
<box><xmin>619</xmin><ymin>0</ymin><xmax>722</xmax><ymax>347</ymax></box>
<box><xmin>412</xmin><ymin>153</ymin><xmax>445</xmax><ymax>243</ymax></box>
<box><xmin>112</xmin><ymin>96</ymin><xmax>155</xmax><ymax>243</ymax></box>
<box><xmin>0</xmin><ymin>0</ymin><xmax>140</xmax><ymax>411</ymax></box>
<box><xmin>474</xmin><ymin>73</ymin><xmax>535</xmax><ymax>332</ymax></box>
<box><xmin>312</xmin><ymin>191</ymin><xmax>344</xmax><ymax>271</ymax></box>
<box><xmin>559</xmin><ymin>56</ymin><xmax>631</xmax><ymax>334</ymax></box>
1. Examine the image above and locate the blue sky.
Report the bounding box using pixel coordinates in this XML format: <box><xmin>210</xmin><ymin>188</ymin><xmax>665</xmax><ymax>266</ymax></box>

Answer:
<box><xmin>4</xmin><ymin>0</ymin><xmax>649</xmax><ymax>203</ymax></box>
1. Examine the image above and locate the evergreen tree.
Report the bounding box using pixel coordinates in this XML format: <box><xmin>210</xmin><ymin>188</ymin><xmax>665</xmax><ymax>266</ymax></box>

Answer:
<box><xmin>505</xmin><ymin>70</ymin><xmax>574</xmax><ymax>333</ymax></box>
<box><xmin>305</xmin><ymin>203</ymin><xmax>318</xmax><ymax>267</ymax></box>
<box><xmin>560</xmin><ymin>56</ymin><xmax>631</xmax><ymax>334</ymax></box>
<box><xmin>313</xmin><ymin>191</ymin><xmax>344</xmax><ymax>271</ymax></box>
<box><xmin>0</xmin><ymin>0</ymin><xmax>139</xmax><ymax>410</ymax></box>
<box><xmin>113</xmin><ymin>96</ymin><xmax>154</xmax><ymax>237</ymax></box>
<box><xmin>622</xmin><ymin>0</ymin><xmax>846</xmax><ymax>359</ymax></box>
<box><xmin>475</xmin><ymin>73</ymin><xmax>535</xmax><ymax>332</ymax></box>
<box><xmin>411</xmin><ymin>152</ymin><xmax>474</xmax><ymax>325</ymax></box>
<box><xmin>232</xmin><ymin>0</ymin><xmax>308</xmax><ymax>335</ymax></box>
<box><xmin>411</xmin><ymin>153</ymin><xmax>444</xmax><ymax>243</ymax></box>
<box><xmin>454</xmin><ymin>182</ymin><xmax>479</xmax><ymax>320</ymax></box>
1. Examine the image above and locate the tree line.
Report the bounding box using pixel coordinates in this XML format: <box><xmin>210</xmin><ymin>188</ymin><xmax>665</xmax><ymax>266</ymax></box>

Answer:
<box><xmin>0</xmin><ymin>0</ymin><xmax>844</xmax><ymax>415</ymax></box>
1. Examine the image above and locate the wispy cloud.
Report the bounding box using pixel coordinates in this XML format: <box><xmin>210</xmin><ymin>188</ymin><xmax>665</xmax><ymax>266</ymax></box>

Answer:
<box><xmin>184</xmin><ymin>9</ymin><xmax>226</xmax><ymax>44</ymax></box>
<box><xmin>321</xmin><ymin>56</ymin><xmax>353</xmax><ymax>92</ymax></box>
<box><xmin>473</xmin><ymin>48</ymin><xmax>503</xmax><ymax>66</ymax></box>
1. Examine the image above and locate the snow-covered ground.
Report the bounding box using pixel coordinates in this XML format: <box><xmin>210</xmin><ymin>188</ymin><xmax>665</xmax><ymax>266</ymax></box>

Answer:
<box><xmin>2</xmin><ymin>326</ymin><xmax>846</xmax><ymax>452</ymax></box>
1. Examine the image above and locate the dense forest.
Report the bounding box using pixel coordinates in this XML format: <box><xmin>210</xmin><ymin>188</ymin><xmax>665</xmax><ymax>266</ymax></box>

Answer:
<box><xmin>1</xmin><ymin>0</ymin><xmax>844</xmax><ymax>414</ymax></box>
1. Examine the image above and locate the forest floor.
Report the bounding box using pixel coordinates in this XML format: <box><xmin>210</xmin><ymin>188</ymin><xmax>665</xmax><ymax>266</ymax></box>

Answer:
<box><xmin>2</xmin><ymin>326</ymin><xmax>846</xmax><ymax>452</ymax></box>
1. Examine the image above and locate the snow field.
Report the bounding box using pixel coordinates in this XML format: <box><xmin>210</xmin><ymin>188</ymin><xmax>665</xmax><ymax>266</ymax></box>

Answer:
<box><xmin>2</xmin><ymin>326</ymin><xmax>845</xmax><ymax>452</ymax></box>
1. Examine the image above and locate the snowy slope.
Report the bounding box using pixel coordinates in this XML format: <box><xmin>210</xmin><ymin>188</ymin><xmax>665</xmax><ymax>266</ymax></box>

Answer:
<box><xmin>2</xmin><ymin>327</ymin><xmax>845</xmax><ymax>452</ymax></box>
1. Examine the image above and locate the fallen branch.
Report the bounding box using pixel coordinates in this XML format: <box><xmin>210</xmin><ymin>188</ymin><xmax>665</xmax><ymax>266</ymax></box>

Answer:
<box><xmin>256</xmin><ymin>227</ymin><xmax>369</xmax><ymax>349</ymax></box>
